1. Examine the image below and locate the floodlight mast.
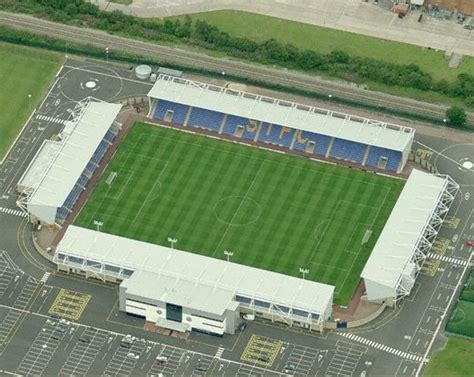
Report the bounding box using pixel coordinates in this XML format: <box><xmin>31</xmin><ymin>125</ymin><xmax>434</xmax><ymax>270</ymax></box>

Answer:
<box><xmin>93</xmin><ymin>220</ymin><xmax>103</xmax><ymax>232</ymax></box>
<box><xmin>299</xmin><ymin>267</ymin><xmax>309</xmax><ymax>280</ymax></box>
<box><xmin>224</xmin><ymin>250</ymin><xmax>234</xmax><ymax>262</ymax></box>
<box><xmin>168</xmin><ymin>237</ymin><xmax>177</xmax><ymax>249</ymax></box>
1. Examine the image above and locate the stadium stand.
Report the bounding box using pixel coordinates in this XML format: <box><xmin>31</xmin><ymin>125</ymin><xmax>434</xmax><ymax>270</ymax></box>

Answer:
<box><xmin>365</xmin><ymin>146</ymin><xmax>402</xmax><ymax>171</ymax></box>
<box><xmin>361</xmin><ymin>170</ymin><xmax>459</xmax><ymax>304</ymax></box>
<box><xmin>293</xmin><ymin>131</ymin><xmax>332</xmax><ymax>156</ymax></box>
<box><xmin>147</xmin><ymin>76</ymin><xmax>415</xmax><ymax>173</ymax></box>
<box><xmin>153</xmin><ymin>99</ymin><xmax>189</xmax><ymax>125</ymax></box>
<box><xmin>329</xmin><ymin>139</ymin><xmax>367</xmax><ymax>163</ymax></box>
<box><xmin>16</xmin><ymin>98</ymin><xmax>122</xmax><ymax>226</ymax></box>
<box><xmin>258</xmin><ymin>123</ymin><xmax>294</xmax><ymax>148</ymax></box>
<box><xmin>55</xmin><ymin>225</ymin><xmax>335</xmax><ymax>335</ymax></box>
<box><xmin>187</xmin><ymin>107</ymin><xmax>224</xmax><ymax>132</ymax></box>
<box><xmin>222</xmin><ymin>115</ymin><xmax>259</xmax><ymax>140</ymax></box>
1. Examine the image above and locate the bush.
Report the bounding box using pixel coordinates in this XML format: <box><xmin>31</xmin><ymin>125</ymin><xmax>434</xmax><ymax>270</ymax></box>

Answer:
<box><xmin>446</xmin><ymin>106</ymin><xmax>467</xmax><ymax>127</ymax></box>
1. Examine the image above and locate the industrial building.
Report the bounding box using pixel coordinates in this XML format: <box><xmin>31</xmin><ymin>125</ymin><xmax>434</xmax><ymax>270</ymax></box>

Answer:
<box><xmin>16</xmin><ymin>98</ymin><xmax>122</xmax><ymax>226</ymax></box>
<box><xmin>361</xmin><ymin>169</ymin><xmax>459</xmax><ymax>304</ymax></box>
<box><xmin>54</xmin><ymin>226</ymin><xmax>335</xmax><ymax>335</ymax></box>
<box><xmin>147</xmin><ymin>75</ymin><xmax>415</xmax><ymax>173</ymax></box>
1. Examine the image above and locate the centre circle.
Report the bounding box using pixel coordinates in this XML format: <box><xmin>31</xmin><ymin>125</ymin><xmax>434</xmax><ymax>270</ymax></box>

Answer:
<box><xmin>214</xmin><ymin>196</ymin><xmax>261</xmax><ymax>226</ymax></box>
<box><xmin>85</xmin><ymin>81</ymin><xmax>97</xmax><ymax>89</ymax></box>
<box><xmin>462</xmin><ymin>161</ymin><xmax>473</xmax><ymax>170</ymax></box>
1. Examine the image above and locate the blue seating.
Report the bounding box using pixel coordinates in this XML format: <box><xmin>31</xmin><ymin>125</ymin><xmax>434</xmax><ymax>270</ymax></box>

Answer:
<box><xmin>258</xmin><ymin>123</ymin><xmax>294</xmax><ymax>148</ymax></box>
<box><xmin>293</xmin><ymin>131</ymin><xmax>332</xmax><ymax>156</ymax></box>
<box><xmin>187</xmin><ymin>107</ymin><xmax>224</xmax><ymax>132</ymax></box>
<box><xmin>85</xmin><ymin>161</ymin><xmax>97</xmax><ymax>176</ymax></box>
<box><xmin>56</xmin><ymin>206</ymin><xmax>69</xmax><ymax>223</ymax></box>
<box><xmin>365</xmin><ymin>146</ymin><xmax>401</xmax><ymax>171</ymax></box>
<box><xmin>77</xmin><ymin>174</ymin><xmax>89</xmax><ymax>188</ymax></box>
<box><xmin>153</xmin><ymin>100</ymin><xmax>189</xmax><ymax>125</ymax></box>
<box><xmin>222</xmin><ymin>115</ymin><xmax>259</xmax><ymax>141</ymax></box>
<box><xmin>63</xmin><ymin>184</ymin><xmax>82</xmax><ymax>210</ymax></box>
<box><xmin>91</xmin><ymin>140</ymin><xmax>109</xmax><ymax>164</ymax></box>
<box><xmin>104</xmin><ymin>129</ymin><xmax>116</xmax><ymax>143</ymax></box>
<box><xmin>329</xmin><ymin>138</ymin><xmax>367</xmax><ymax>163</ymax></box>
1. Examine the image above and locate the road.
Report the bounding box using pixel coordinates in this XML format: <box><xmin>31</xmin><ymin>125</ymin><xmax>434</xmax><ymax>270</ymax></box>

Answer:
<box><xmin>1</xmin><ymin>11</ymin><xmax>473</xmax><ymax>125</ymax></box>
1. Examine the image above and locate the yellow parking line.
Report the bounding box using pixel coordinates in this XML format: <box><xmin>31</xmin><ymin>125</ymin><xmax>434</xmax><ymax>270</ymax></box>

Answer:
<box><xmin>48</xmin><ymin>289</ymin><xmax>91</xmax><ymax>320</ymax></box>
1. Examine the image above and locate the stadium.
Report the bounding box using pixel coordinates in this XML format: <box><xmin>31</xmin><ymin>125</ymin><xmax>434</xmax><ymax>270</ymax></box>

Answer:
<box><xmin>17</xmin><ymin>76</ymin><xmax>459</xmax><ymax>336</ymax></box>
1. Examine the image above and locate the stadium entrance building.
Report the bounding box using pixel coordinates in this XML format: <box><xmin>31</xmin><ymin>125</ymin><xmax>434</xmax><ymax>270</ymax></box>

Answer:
<box><xmin>16</xmin><ymin>98</ymin><xmax>122</xmax><ymax>227</ymax></box>
<box><xmin>54</xmin><ymin>226</ymin><xmax>335</xmax><ymax>335</ymax></box>
<box><xmin>147</xmin><ymin>75</ymin><xmax>415</xmax><ymax>173</ymax></box>
<box><xmin>361</xmin><ymin>169</ymin><xmax>459</xmax><ymax>305</ymax></box>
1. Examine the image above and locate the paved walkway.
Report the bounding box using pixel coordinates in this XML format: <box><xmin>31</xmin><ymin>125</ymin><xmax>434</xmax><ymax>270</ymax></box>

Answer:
<box><xmin>91</xmin><ymin>0</ymin><xmax>474</xmax><ymax>57</ymax></box>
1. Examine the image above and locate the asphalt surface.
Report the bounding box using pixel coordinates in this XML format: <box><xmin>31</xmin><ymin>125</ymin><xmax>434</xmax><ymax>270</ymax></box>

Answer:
<box><xmin>0</xmin><ymin>59</ymin><xmax>472</xmax><ymax>377</ymax></box>
<box><xmin>1</xmin><ymin>11</ymin><xmax>473</xmax><ymax>125</ymax></box>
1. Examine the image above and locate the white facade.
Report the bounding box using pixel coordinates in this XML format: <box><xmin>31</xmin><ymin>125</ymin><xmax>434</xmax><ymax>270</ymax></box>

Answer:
<box><xmin>361</xmin><ymin>169</ymin><xmax>459</xmax><ymax>303</ymax></box>
<box><xmin>55</xmin><ymin>226</ymin><xmax>335</xmax><ymax>335</ymax></box>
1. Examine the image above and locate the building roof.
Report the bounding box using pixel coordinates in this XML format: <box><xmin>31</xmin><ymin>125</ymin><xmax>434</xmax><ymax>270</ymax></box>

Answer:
<box><xmin>148</xmin><ymin>75</ymin><xmax>414</xmax><ymax>152</ymax></box>
<box><xmin>17</xmin><ymin>140</ymin><xmax>62</xmax><ymax>191</ymax></box>
<box><xmin>361</xmin><ymin>169</ymin><xmax>449</xmax><ymax>290</ymax></box>
<box><xmin>57</xmin><ymin>226</ymin><xmax>335</xmax><ymax>316</ymax></box>
<box><xmin>122</xmin><ymin>270</ymin><xmax>239</xmax><ymax>315</ymax></box>
<box><xmin>27</xmin><ymin>100</ymin><xmax>122</xmax><ymax>208</ymax></box>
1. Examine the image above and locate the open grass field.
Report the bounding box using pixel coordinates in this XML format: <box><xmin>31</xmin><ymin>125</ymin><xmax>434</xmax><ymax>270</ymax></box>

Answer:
<box><xmin>170</xmin><ymin>10</ymin><xmax>474</xmax><ymax>83</ymax></box>
<box><xmin>75</xmin><ymin>123</ymin><xmax>404</xmax><ymax>304</ymax></box>
<box><xmin>425</xmin><ymin>336</ymin><xmax>474</xmax><ymax>376</ymax></box>
<box><xmin>0</xmin><ymin>43</ymin><xmax>63</xmax><ymax>160</ymax></box>
<box><xmin>446</xmin><ymin>299</ymin><xmax>474</xmax><ymax>338</ymax></box>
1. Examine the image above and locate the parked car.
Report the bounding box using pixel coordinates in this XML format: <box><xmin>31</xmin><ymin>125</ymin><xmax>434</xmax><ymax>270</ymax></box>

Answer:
<box><xmin>194</xmin><ymin>363</ymin><xmax>208</xmax><ymax>372</ymax></box>
<box><xmin>465</xmin><ymin>239</ymin><xmax>474</xmax><ymax>247</ymax></box>
<box><xmin>239</xmin><ymin>322</ymin><xmax>247</xmax><ymax>332</ymax></box>
<box><xmin>79</xmin><ymin>336</ymin><xmax>91</xmax><ymax>343</ymax></box>
<box><xmin>46</xmin><ymin>319</ymin><xmax>57</xmax><ymax>326</ymax></box>
<box><xmin>284</xmin><ymin>362</ymin><xmax>296</xmax><ymax>373</ymax></box>
<box><xmin>155</xmin><ymin>356</ymin><xmax>168</xmax><ymax>366</ymax></box>
<box><xmin>127</xmin><ymin>352</ymin><xmax>139</xmax><ymax>360</ymax></box>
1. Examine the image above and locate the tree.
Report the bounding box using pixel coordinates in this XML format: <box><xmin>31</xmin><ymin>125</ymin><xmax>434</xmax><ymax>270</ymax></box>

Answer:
<box><xmin>446</xmin><ymin>106</ymin><xmax>467</xmax><ymax>127</ymax></box>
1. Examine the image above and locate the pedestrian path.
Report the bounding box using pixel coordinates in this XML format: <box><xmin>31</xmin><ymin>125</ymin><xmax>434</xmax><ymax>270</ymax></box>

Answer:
<box><xmin>427</xmin><ymin>252</ymin><xmax>467</xmax><ymax>266</ymax></box>
<box><xmin>40</xmin><ymin>272</ymin><xmax>51</xmax><ymax>284</ymax></box>
<box><xmin>339</xmin><ymin>333</ymin><xmax>423</xmax><ymax>362</ymax></box>
<box><xmin>0</xmin><ymin>207</ymin><xmax>28</xmax><ymax>218</ymax></box>
<box><xmin>215</xmin><ymin>347</ymin><xmax>225</xmax><ymax>358</ymax></box>
<box><xmin>35</xmin><ymin>114</ymin><xmax>66</xmax><ymax>124</ymax></box>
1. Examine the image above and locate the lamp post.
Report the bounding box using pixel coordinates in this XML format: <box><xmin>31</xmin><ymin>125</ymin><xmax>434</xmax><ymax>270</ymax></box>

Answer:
<box><xmin>93</xmin><ymin>220</ymin><xmax>103</xmax><ymax>232</ymax></box>
<box><xmin>224</xmin><ymin>250</ymin><xmax>234</xmax><ymax>262</ymax></box>
<box><xmin>299</xmin><ymin>267</ymin><xmax>309</xmax><ymax>280</ymax></box>
<box><xmin>105</xmin><ymin>47</ymin><xmax>109</xmax><ymax>63</ymax></box>
<box><xmin>167</xmin><ymin>237</ymin><xmax>177</xmax><ymax>249</ymax></box>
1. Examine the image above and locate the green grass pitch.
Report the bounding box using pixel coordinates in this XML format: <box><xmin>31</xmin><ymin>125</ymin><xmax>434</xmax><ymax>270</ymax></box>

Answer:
<box><xmin>75</xmin><ymin>123</ymin><xmax>404</xmax><ymax>304</ymax></box>
<box><xmin>0</xmin><ymin>43</ymin><xmax>63</xmax><ymax>160</ymax></box>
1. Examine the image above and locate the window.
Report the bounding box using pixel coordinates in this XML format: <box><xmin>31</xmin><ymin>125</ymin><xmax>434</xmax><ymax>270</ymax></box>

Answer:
<box><xmin>254</xmin><ymin>299</ymin><xmax>271</xmax><ymax>309</ymax></box>
<box><xmin>292</xmin><ymin>308</ymin><xmax>309</xmax><ymax>318</ymax></box>
<box><xmin>235</xmin><ymin>295</ymin><xmax>251</xmax><ymax>304</ymax></box>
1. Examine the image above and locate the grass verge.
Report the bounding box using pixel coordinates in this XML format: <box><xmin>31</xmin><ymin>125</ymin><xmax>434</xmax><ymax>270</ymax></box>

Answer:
<box><xmin>0</xmin><ymin>42</ymin><xmax>63</xmax><ymax>160</ymax></box>
<box><xmin>425</xmin><ymin>336</ymin><xmax>474</xmax><ymax>376</ymax></box>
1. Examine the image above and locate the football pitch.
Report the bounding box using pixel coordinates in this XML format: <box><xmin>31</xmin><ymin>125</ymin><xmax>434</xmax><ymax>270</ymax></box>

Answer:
<box><xmin>76</xmin><ymin>123</ymin><xmax>404</xmax><ymax>304</ymax></box>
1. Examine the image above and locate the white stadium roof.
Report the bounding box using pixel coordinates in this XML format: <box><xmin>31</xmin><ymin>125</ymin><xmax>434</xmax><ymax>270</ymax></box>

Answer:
<box><xmin>148</xmin><ymin>75</ymin><xmax>414</xmax><ymax>152</ymax></box>
<box><xmin>27</xmin><ymin>100</ymin><xmax>122</xmax><ymax>209</ymax></box>
<box><xmin>17</xmin><ymin>140</ymin><xmax>62</xmax><ymax>191</ymax></box>
<box><xmin>57</xmin><ymin>226</ymin><xmax>335</xmax><ymax>316</ymax></box>
<box><xmin>361</xmin><ymin>169</ymin><xmax>458</xmax><ymax>301</ymax></box>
